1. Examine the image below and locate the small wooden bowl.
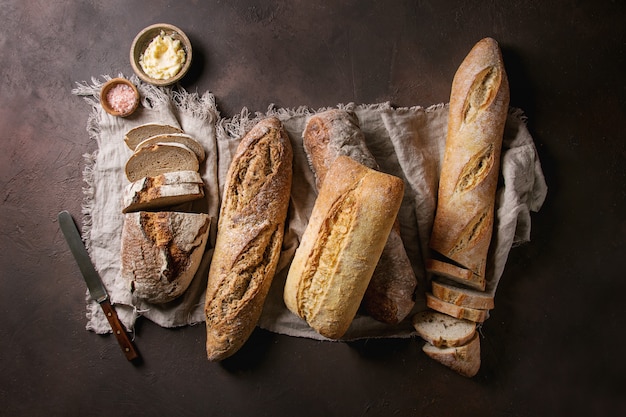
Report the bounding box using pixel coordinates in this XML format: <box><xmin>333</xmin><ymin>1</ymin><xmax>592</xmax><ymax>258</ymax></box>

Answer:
<box><xmin>130</xmin><ymin>23</ymin><xmax>193</xmax><ymax>87</ymax></box>
<box><xmin>100</xmin><ymin>78</ymin><xmax>140</xmax><ymax>117</ymax></box>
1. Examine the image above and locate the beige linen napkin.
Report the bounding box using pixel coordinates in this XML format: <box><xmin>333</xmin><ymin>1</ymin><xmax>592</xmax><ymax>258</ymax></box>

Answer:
<box><xmin>72</xmin><ymin>76</ymin><xmax>547</xmax><ymax>340</ymax></box>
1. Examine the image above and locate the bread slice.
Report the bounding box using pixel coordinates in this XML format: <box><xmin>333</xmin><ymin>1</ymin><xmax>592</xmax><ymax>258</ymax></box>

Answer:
<box><xmin>426</xmin><ymin>293</ymin><xmax>489</xmax><ymax>323</ymax></box>
<box><xmin>135</xmin><ymin>133</ymin><xmax>206</xmax><ymax>162</ymax></box>
<box><xmin>122</xmin><ymin>170</ymin><xmax>205</xmax><ymax>213</ymax></box>
<box><xmin>431</xmin><ymin>278</ymin><xmax>495</xmax><ymax>310</ymax></box>
<box><xmin>412</xmin><ymin>310</ymin><xmax>476</xmax><ymax>347</ymax></box>
<box><xmin>125</xmin><ymin>143</ymin><xmax>199</xmax><ymax>182</ymax></box>
<box><xmin>121</xmin><ymin>211</ymin><xmax>211</xmax><ymax>304</ymax></box>
<box><xmin>422</xmin><ymin>332</ymin><xmax>481</xmax><ymax>377</ymax></box>
<box><xmin>124</xmin><ymin>123</ymin><xmax>184</xmax><ymax>150</ymax></box>
<box><xmin>427</xmin><ymin>258</ymin><xmax>485</xmax><ymax>291</ymax></box>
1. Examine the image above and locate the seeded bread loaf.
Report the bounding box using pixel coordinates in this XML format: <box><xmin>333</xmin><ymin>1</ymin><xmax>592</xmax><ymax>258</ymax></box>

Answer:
<box><xmin>412</xmin><ymin>310</ymin><xmax>476</xmax><ymax>348</ymax></box>
<box><xmin>122</xmin><ymin>170</ymin><xmax>205</xmax><ymax>213</ymax></box>
<box><xmin>124</xmin><ymin>123</ymin><xmax>184</xmax><ymax>150</ymax></box>
<box><xmin>422</xmin><ymin>332</ymin><xmax>481</xmax><ymax>377</ymax></box>
<box><xmin>283</xmin><ymin>155</ymin><xmax>404</xmax><ymax>339</ymax></box>
<box><xmin>204</xmin><ymin>117</ymin><xmax>292</xmax><ymax>361</ymax></box>
<box><xmin>120</xmin><ymin>211</ymin><xmax>210</xmax><ymax>304</ymax></box>
<box><xmin>429</xmin><ymin>37</ymin><xmax>510</xmax><ymax>289</ymax></box>
<box><xmin>125</xmin><ymin>143</ymin><xmax>199</xmax><ymax>182</ymax></box>
<box><xmin>302</xmin><ymin>109</ymin><xmax>417</xmax><ymax>324</ymax></box>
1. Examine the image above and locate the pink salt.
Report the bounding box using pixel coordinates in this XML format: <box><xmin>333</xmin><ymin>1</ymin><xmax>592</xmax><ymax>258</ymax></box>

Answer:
<box><xmin>106</xmin><ymin>83</ymin><xmax>137</xmax><ymax>114</ymax></box>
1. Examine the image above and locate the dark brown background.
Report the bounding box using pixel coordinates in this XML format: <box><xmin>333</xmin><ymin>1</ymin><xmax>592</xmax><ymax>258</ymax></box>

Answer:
<box><xmin>1</xmin><ymin>1</ymin><xmax>624</xmax><ymax>416</ymax></box>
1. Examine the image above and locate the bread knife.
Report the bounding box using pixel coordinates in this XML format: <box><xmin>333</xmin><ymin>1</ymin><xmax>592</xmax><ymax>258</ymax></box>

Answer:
<box><xmin>57</xmin><ymin>210</ymin><xmax>139</xmax><ymax>361</ymax></box>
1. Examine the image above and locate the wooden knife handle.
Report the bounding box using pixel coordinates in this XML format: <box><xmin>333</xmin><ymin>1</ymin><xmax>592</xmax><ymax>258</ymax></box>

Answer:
<box><xmin>99</xmin><ymin>300</ymin><xmax>140</xmax><ymax>361</ymax></box>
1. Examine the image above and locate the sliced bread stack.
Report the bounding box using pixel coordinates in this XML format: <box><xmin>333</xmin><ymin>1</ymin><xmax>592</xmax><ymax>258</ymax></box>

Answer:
<box><xmin>120</xmin><ymin>123</ymin><xmax>211</xmax><ymax>304</ymax></box>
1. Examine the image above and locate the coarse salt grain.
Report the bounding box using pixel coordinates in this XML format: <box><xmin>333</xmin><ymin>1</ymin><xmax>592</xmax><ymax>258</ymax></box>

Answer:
<box><xmin>106</xmin><ymin>83</ymin><xmax>137</xmax><ymax>115</ymax></box>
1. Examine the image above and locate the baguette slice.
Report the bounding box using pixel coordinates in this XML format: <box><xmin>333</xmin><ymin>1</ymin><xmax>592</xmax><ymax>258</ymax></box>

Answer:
<box><xmin>429</xmin><ymin>37</ymin><xmax>509</xmax><ymax>284</ymax></box>
<box><xmin>124</xmin><ymin>123</ymin><xmax>184</xmax><ymax>150</ymax></box>
<box><xmin>135</xmin><ymin>133</ymin><xmax>206</xmax><ymax>162</ymax></box>
<box><xmin>423</xmin><ymin>332</ymin><xmax>481</xmax><ymax>377</ymax></box>
<box><xmin>426</xmin><ymin>258</ymin><xmax>485</xmax><ymax>291</ymax></box>
<box><xmin>412</xmin><ymin>310</ymin><xmax>476</xmax><ymax>348</ymax></box>
<box><xmin>302</xmin><ymin>109</ymin><xmax>417</xmax><ymax>324</ymax></box>
<box><xmin>432</xmin><ymin>278</ymin><xmax>495</xmax><ymax>310</ymax></box>
<box><xmin>284</xmin><ymin>155</ymin><xmax>404</xmax><ymax>339</ymax></box>
<box><xmin>121</xmin><ymin>211</ymin><xmax>210</xmax><ymax>304</ymax></box>
<box><xmin>125</xmin><ymin>143</ymin><xmax>199</xmax><ymax>182</ymax></box>
<box><xmin>426</xmin><ymin>293</ymin><xmax>489</xmax><ymax>323</ymax></box>
<box><xmin>204</xmin><ymin>117</ymin><xmax>292</xmax><ymax>361</ymax></box>
<box><xmin>122</xmin><ymin>170</ymin><xmax>205</xmax><ymax>213</ymax></box>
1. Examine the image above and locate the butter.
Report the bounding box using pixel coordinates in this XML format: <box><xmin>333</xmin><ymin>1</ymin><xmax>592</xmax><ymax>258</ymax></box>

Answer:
<box><xmin>139</xmin><ymin>31</ymin><xmax>186</xmax><ymax>80</ymax></box>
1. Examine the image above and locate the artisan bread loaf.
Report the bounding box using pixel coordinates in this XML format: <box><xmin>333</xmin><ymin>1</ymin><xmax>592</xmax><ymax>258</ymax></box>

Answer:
<box><xmin>124</xmin><ymin>123</ymin><xmax>183</xmax><ymax>150</ymax></box>
<box><xmin>121</xmin><ymin>211</ymin><xmax>210</xmax><ymax>304</ymax></box>
<box><xmin>135</xmin><ymin>133</ymin><xmax>206</xmax><ymax>162</ymax></box>
<box><xmin>431</xmin><ymin>278</ymin><xmax>495</xmax><ymax>310</ymax></box>
<box><xmin>422</xmin><ymin>332</ymin><xmax>481</xmax><ymax>377</ymax></box>
<box><xmin>412</xmin><ymin>310</ymin><xmax>476</xmax><ymax>348</ymax></box>
<box><xmin>122</xmin><ymin>170</ymin><xmax>205</xmax><ymax>213</ymax></box>
<box><xmin>204</xmin><ymin>117</ymin><xmax>292</xmax><ymax>361</ymax></box>
<box><xmin>283</xmin><ymin>155</ymin><xmax>404</xmax><ymax>339</ymax></box>
<box><xmin>426</xmin><ymin>292</ymin><xmax>489</xmax><ymax>323</ymax></box>
<box><xmin>302</xmin><ymin>109</ymin><xmax>417</xmax><ymax>324</ymax></box>
<box><xmin>429</xmin><ymin>37</ymin><xmax>510</xmax><ymax>289</ymax></box>
<box><xmin>125</xmin><ymin>143</ymin><xmax>199</xmax><ymax>182</ymax></box>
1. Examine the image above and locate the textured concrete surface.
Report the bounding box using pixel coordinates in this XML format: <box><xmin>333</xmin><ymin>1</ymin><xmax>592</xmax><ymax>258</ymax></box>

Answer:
<box><xmin>1</xmin><ymin>0</ymin><xmax>624</xmax><ymax>415</ymax></box>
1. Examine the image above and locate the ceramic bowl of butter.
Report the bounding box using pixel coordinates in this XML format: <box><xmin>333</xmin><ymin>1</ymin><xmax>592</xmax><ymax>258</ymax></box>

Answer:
<box><xmin>130</xmin><ymin>23</ymin><xmax>192</xmax><ymax>87</ymax></box>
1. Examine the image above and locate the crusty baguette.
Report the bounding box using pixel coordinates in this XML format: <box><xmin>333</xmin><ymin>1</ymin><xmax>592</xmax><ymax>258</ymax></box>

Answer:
<box><xmin>412</xmin><ymin>310</ymin><xmax>476</xmax><ymax>348</ymax></box>
<box><xmin>122</xmin><ymin>170</ymin><xmax>204</xmax><ymax>213</ymax></box>
<box><xmin>125</xmin><ymin>142</ymin><xmax>199</xmax><ymax>182</ymax></box>
<box><xmin>135</xmin><ymin>133</ymin><xmax>206</xmax><ymax>163</ymax></box>
<box><xmin>429</xmin><ymin>37</ymin><xmax>510</xmax><ymax>288</ymax></box>
<box><xmin>302</xmin><ymin>109</ymin><xmax>417</xmax><ymax>324</ymax></box>
<box><xmin>120</xmin><ymin>211</ymin><xmax>210</xmax><ymax>304</ymax></box>
<box><xmin>124</xmin><ymin>123</ymin><xmax>184</xmax><ymax>150</ymax></box>
<box><xmin>422</xmin><ymin>332</ymin><xmax>481</xmax><ymax>377</ymax></box>
<box><xmin>284</xmin><ymin>155</ymin><xmax>405</xmax><ymax>339</ymax></box>
<box><xmin>426</xmin><ymin>293</ymin><xmax>489</xmax><ymax>323</ymax></box>
<box><xmin>431</xmin><ymin>278</ymin><xmax>495</xmax><ymax>310</ymax></box>
<box><xmin>204</xmin><ymin>117</ymin><xmax>292</xmax><ymax>361</ymax></box>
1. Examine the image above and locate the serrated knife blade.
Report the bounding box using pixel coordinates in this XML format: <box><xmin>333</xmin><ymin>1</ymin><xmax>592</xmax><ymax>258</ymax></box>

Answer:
<box><xmin>58</xmin><ymin>210</ymin><xmax>139</xmax><ymax>361</ymax></box>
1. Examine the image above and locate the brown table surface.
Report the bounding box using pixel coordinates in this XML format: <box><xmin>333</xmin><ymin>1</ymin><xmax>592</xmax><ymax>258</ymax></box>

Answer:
<box><xmin>1</xmin><ymin>1</ymin><xmax>624</xmax><ymax>416</ymax></box>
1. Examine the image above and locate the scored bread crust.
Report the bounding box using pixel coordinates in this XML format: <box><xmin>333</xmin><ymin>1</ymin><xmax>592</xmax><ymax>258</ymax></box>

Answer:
<box><xmin>120</xmin><ymin>211</ymin><xmax>210</xmax><ymax>304</ymax></box>
<box><xmin>125</xmin><ymin>143</ymin><xmax>199</xmax><ymax>182</ymax></box>
<box><xmin>302</xmin><ymin>109</ymin><xmax>417</xmax><ymax>325</ymax></box>
<box><xmin>204</xmin><ymin>117</ymin><xmax>292</xmax><ymax>361</ymax></box>
<box><xmin>122</xmin><ymin>170</ymin><xmax>205</xmax><ymax>213</ymax></box>
<box><xmin>124</xmin><ymin>123</ymin><xmax>184</xmax><ymax>150</ymax></box>
<box><xmin>283</xmin><ymin>155</ymin><xmax>405</xmax><ymax>339</ymax></box>
<box><xmin>422</xmin><ymin>332</ymin><xmax>481</xmax><ymax>377</ymax></box>
<box><xmin>429</xmin><ymin>37</ymin><xmax>510</xmax><ymax>285</ymax></box>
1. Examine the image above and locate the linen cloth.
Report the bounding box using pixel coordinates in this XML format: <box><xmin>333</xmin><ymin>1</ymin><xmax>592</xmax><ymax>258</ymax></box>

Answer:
<box><xmin>72</xmin><ymin>75</ymin><xmax>547</xmax><ymax>340</ymax></box>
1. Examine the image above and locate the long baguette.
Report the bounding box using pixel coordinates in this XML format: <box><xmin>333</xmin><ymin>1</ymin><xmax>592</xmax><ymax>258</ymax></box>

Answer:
<box><xmin>302</xmin><ymin>109</ymin><xmax>417</xmax><ymax>324</ymax></box>
<box><xmin>429</xmin><ymin>37</ymin><xmax>510</xmax><ymax>290</ymax></box>
<box><xmin>284</xmin><ymin>155</ymin><xmax>404</xmax><ymax>339</ymax></box>
<box><xmin>204</xmin><ymin>117</ymin><xmax>292</xmax><ymax>361</ymax></box>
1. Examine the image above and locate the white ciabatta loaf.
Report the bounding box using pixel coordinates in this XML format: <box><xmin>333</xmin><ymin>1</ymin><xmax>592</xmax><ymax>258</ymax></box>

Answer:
<box><xmin>426</xmin><ymin>293</ymin><xmax>489</xmax><ymax>323</ymax></box>
<box><xmin>135</xmin><ymin>133</ymin><xmax>206</xmax><ymax>162</ymax></box>
<box><xmin>125</xmin><ymin>143</ymin><xmax>199</xmax><ymax>182</ymax></box>
<box><xmin>429</xmin><ymin>37</ymin><xmax>509</xmax><ymax>290</ymax></box>
<box><xmin>431</xmin><ymin>278</ymin><xmax>495</xmax><ymax>310</ymax></box>
<box><xmin>412</xmin><ymin>310</ymin><xmax>476</xmax><ymax>348</ymax></box>
<box><xmin>124</xmin><ymin>123</ymin><xmax>183</xmax><ymax>150</ymax></box>
<box><xmin>284</xmin><ymin>155</ymin><xmax>404</xmax><ymax>339</ymax></box>
<box><xmin>204</xmin><ymin>117</ymin><xmax>292</xmax><ymax>361</ymax></box>
<box><xmin>302</xmin><ymin>109</ymin><xmax>417</xmax><ymax>325</ymax></box>
<box><xmin>121</xmin><ymin>211</ymin><xmax>210</xmax><ymax>304</ymax></box>
<box><xmin>122</xmin><ymin>170</ymin><xmax>205</xmax><ymax>213</ymax></box>
<box><xmin>423</xmin><ymin>332</ymin><xmax>481</xmax><ymax>377</ymax></box>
